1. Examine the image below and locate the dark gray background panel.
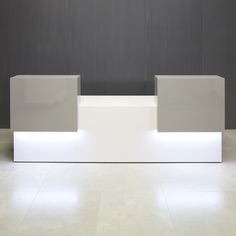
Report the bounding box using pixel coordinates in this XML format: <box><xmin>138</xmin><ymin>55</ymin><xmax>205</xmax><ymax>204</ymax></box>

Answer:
<box><xmin>0</xmin><ymin>2</ymin><xmax>11</xmax><ymax>128</ymax></box>
<box><xmin>0</xmin><ymin>0</ymin><xmax>235</xmax><ymax>128</ymax></box>
<box><xmin>9</xmin><ymin>0</ymin><xmax>70</xmax><ymax>75</ymax></box>
<box><xmin>230</xmin><ymin>0</ymin><xmax>236</xmax><ymax>128</ymax></box>
<box><xmin>146</xmin><ymin>0</ymin><xmax>202</xmax><ymax>94</ymax></box>
<box><xmin>69</xmin><ymin>0</ymin><xmax>97</xmax><ymax>95</ymax></box>
<box><xmin>202</xmin><ymin>0</ymin><xmax>235</xmax><ymax>129</ymax></box>
<box><xmin>93</xmin><ymin>0</ymin><xmax>146</xmax><ymax>95</ymax></box>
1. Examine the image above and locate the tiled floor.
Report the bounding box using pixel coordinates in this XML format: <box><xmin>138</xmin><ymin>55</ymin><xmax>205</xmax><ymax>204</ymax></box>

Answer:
<box><xmin>1</xmin><ymin>129</ymin><xmax>236</xmax><ymax>236</ymax></box>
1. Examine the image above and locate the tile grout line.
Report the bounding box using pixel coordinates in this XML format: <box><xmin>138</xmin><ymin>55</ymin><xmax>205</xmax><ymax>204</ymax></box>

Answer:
<box><xmin>13</xmin><ymin>164</ymin><xmax>54</xmax><ymax>236</ymax></box>
<box><xmin>160</xmin><ymin>185</ymin><xmax>177</xmax><ymax>236</ymax></box>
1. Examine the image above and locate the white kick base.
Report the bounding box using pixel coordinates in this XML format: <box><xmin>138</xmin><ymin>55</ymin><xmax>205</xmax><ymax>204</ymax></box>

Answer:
<box><xmin>14</xmin><ymin>96</ymin><xmax>222</xmax><ymax>163</ymax></box>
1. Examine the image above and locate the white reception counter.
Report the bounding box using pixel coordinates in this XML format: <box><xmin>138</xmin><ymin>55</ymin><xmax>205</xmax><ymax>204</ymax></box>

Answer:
<box><xmin>11</xmin><ymin>75</ymin><xmax>224</xmax><ymax>162</ymax></box>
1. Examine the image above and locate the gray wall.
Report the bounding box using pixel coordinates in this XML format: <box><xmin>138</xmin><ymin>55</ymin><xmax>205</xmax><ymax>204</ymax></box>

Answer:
<box><xmin>0</xmin><ymin>0</ymin><xmax>235</xmax><ymax>128</ymax></box>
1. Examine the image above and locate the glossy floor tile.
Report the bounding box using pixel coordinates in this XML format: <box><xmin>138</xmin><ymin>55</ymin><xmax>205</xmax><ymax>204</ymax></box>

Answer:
<box><xmin>1</xmin><ymin>130</ymin><xmax>236</xmax><ymax>236</ymax></box>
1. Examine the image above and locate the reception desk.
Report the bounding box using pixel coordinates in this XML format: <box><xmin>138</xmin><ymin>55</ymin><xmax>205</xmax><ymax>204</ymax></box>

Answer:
<box><xmin>11</xmin><ymin>75</ymin><xmax>224</xmax><ymax>162</ymax></box>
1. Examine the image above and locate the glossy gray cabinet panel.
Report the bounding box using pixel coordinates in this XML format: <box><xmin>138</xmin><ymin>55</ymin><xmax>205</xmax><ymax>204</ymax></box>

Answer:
<box><xmin>156</xmin><ymin>75</ymin><xmax>225</xmax><ymax>132</ymax></box>
<box><xmin>10</xmin><ymin>75</ymin><xmax>79</xmax><ymax>132</ymax></box>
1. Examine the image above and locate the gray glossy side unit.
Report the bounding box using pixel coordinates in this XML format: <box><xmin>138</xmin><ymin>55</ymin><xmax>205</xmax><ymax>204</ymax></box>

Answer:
<box><xmin>155</xmin><ymin>75</ymin><xmax>225</xmax><ymax>132</ymax></box>
<box><xmin>10</xmin><ymin>75</ymin><xmax>80</xmax><ymax>132</ymax></box>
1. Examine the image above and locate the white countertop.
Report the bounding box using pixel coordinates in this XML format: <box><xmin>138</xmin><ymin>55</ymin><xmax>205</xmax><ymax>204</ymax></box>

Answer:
<box><xmin>79</xmin><ymin>96</ymin><xmax>156</xmax><ymax>107</ymax></box>
<box><xmin>155</xmin><ymin>75</ymin><xmax>224</xmax><ymax>80</ymax></box>
<box><xmin>11</xmin><ymin>75</ymin><xmax>80</xmax><ymax>79</ymax></box>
